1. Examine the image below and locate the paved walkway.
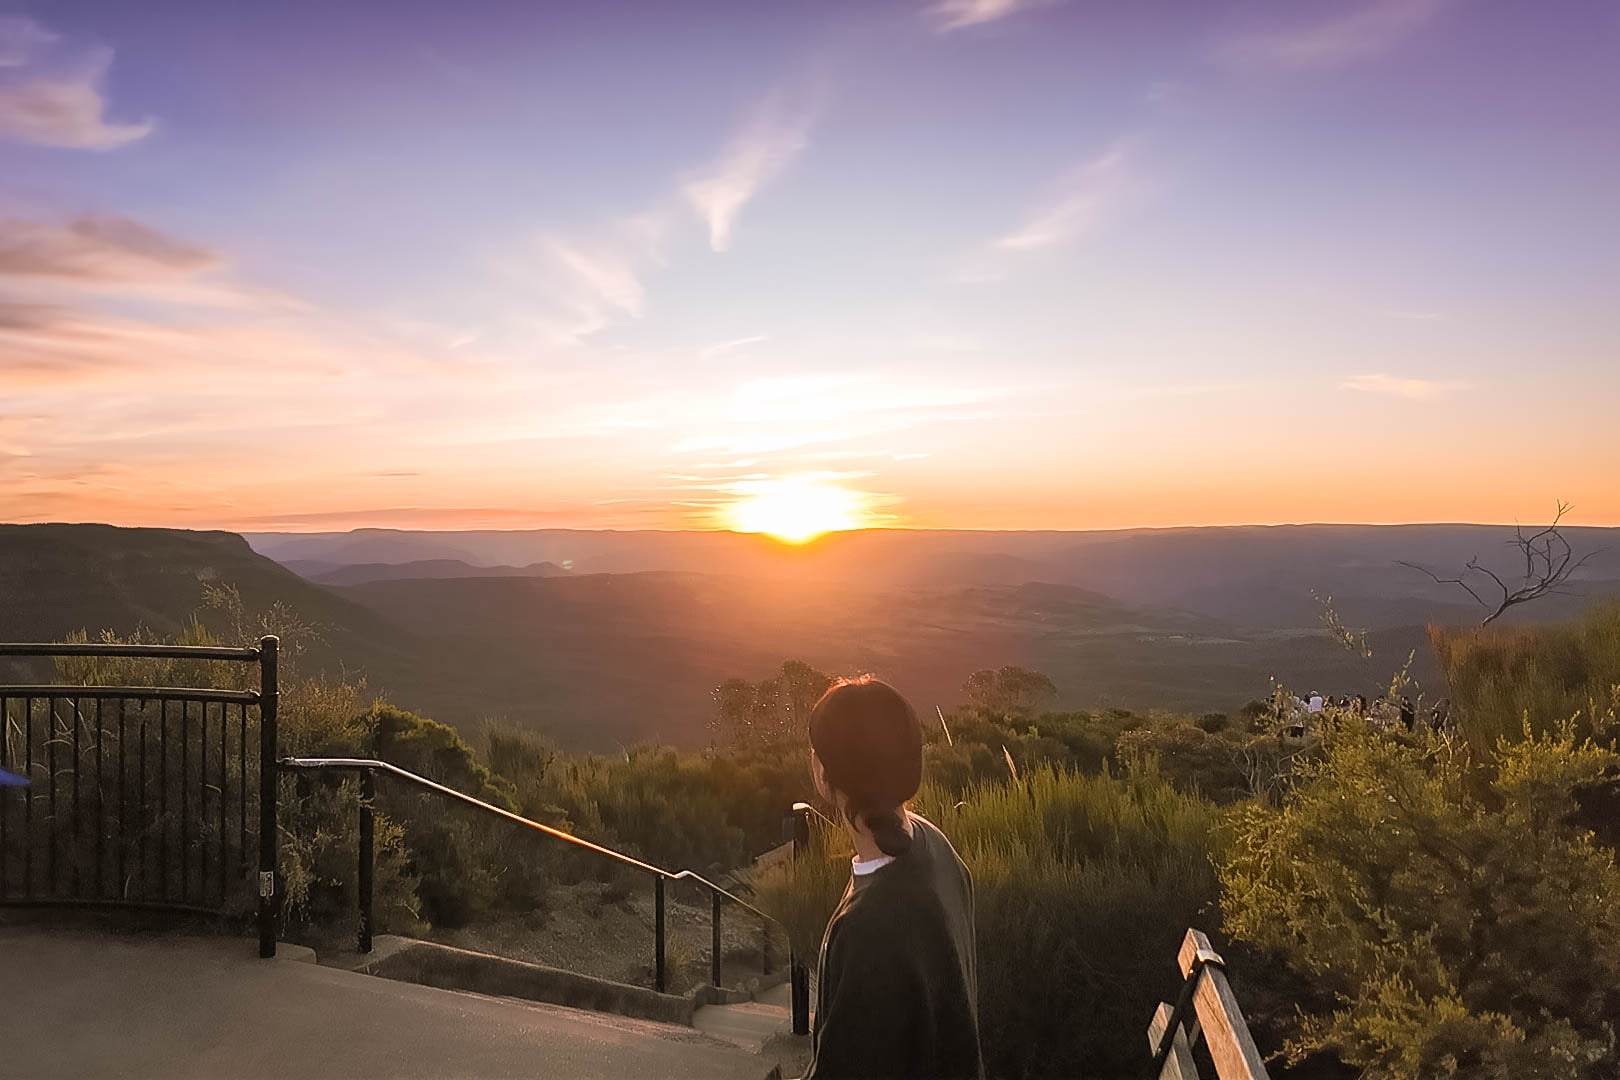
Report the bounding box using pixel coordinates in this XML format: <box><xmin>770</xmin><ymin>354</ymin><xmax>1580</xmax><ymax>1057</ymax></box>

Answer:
<box><xmin>0</xmin><ymin>929</ymin><xmax>789</xmax><ymax>1080</ymax></box>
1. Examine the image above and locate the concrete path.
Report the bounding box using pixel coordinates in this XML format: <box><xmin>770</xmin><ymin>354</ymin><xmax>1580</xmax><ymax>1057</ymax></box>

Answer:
<box><xmin>0</xmin><ymin>929</ymin><xmax>786</xmax><ymax>1080</ymax></box>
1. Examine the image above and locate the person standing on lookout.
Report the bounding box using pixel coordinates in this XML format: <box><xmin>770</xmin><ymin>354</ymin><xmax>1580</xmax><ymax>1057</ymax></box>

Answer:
<box><xmin>801</xmin><ymin>676</ymin><xmax>984</xmax><ymax>1080</ymax></box>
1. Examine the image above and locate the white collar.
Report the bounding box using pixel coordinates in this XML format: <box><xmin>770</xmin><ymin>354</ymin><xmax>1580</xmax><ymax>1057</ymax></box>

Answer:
<box><xmin>851</xmin><ymin>853</ymin><xmax>896</xmax><ymax>876</ymax></box>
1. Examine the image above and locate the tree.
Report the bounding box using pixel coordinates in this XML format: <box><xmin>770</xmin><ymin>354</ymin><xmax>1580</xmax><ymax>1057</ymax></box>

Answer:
<box><xmin>710</xmin><ymin>660</ymin><xmax>833</xmax><ymax>748</ymax></box>
<box><xmin>962</xmin><ymin>665</ymin><xmax>1058</xmax><ymax>717</ymax></box>
<box><xmin>1401</xmin><ymin>502</ymin><xmax>1599</xmax><ymax>626</ymax></box>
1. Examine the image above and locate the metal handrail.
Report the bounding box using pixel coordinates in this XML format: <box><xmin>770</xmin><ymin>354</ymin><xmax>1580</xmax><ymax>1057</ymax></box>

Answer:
<box><xmin>0</xmin><ymin>643</ymin><xmax>263</xmax><ymax>661</ymax></box>
<box><xmin>0</xmin><ymin>686</ymin><xmax>259</xmax><ymax>704</ymax></box>
<box><xmin>279</xmin><ymin>756</ymin><xmax>789</xmax><ymax>941</ymax></box>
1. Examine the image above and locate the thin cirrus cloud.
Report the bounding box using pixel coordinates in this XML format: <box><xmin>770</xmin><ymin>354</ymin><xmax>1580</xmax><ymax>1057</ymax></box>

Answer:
<box><xmin>1339</xmin><ymin>373</ymin><xmax>1466</xmax><ymax>400</ymax></box>
<box><xmin>0</xmin><ymin>214</ymin><xmax>216</xmax><ymax>281</ymax></box>
<box><xmin>926</xmin><ymin>0</ymin><xmax>1033</xmax><ymax>32</ymax></box>
<box><xmin>994</xmin><ymin>140</ymin><xmax>1137</xmax><ymax>251</ymax></box>
<box><xmin>0</xmin><ymin>18</ymin><xmax>152</xmax><ymax>149</ymax></box>
<box><xmin>1216</xmin><ymin>0</ymin><xmax>1447</xmax><ymax>71</ymax></box>
<box><xmin>683</xmin><ymin>92</ymin><xmax>816</xmax><ymax>253</ymax></box>
<box><xmin>0</xmin><ymin>212</ymin><xmax>304</xmax><ymax>310</ymax></box>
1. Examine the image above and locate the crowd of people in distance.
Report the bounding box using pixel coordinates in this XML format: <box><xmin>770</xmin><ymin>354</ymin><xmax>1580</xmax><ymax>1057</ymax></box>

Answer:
<box><xmin>1279</xmin><ymin>689</ymin><xmax>1451</xmax><ymax>739</ymax></box>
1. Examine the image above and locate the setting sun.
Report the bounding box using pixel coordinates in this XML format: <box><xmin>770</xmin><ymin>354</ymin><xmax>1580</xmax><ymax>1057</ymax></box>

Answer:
<box><xmin>722</xmin><ymin>477</ymin><xmax>870</xmax><ymax>543</ymax></box>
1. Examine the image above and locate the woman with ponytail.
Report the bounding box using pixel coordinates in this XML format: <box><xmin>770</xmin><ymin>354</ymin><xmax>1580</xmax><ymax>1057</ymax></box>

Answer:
<box><xmin>802</xmin><ymin>677</ymin><xmax>983</xmax><ymax>1080</ymax></box>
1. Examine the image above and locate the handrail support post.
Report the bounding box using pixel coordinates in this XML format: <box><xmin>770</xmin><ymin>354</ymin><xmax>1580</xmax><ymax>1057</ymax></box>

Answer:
<box><xmin>710</xmin><ymin>888</ymin><xmax>722</xmax><ymax>989</ymax></box>
<box><xmin>358</xmin><ymin>767</ymin><xmax>374</xmax><ymax>954</ymax></box>
<box><xmin>256</xmin><ymin>635</ymin><xmax>278</xmax><ymax>959</ymax></box>
<box><xmin>786</xmin><ymin>803</ymin><xmax>811</xmax><ymax>1036</ymax></box>
<box><xmin>654</xmin><ymin>875</ymin><xmax>667</xmax><ymax>993</ymax></box>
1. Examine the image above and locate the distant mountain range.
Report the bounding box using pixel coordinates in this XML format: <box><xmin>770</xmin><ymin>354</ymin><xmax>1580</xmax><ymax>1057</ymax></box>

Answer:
<box><xmin>249</xmin><ymin>524</ymin><xmax>1620</xmax><ymax>630</ymax></box>
<box><xmin>288</xmin><ymin>559</ymin><xmax>571</xmax><ymax>587</ymax></box>
<box><xmin>6</xmin><ymin>523</ymin><xmax>1617</xmax><ymax>749</ymax></box>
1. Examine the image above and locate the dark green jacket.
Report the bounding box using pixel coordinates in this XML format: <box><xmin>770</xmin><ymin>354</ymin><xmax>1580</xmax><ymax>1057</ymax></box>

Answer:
<box><xmin>805</xmin><ymin>814</ymin><xmax>983</xmax><ymax>1080</ymax></box>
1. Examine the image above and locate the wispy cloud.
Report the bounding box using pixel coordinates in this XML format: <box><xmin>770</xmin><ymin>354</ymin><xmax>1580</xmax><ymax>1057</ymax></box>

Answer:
<box><xmin>0</xmin><ymin>26</ymin><xmax>152</xmax><ymax>150</ymax></box>
<box><xmin>994</xmin><ymin>141</ymin><xmax>1137</xmax><ymax>251</ymax></box>
<box><xmin>0</xmin><ymin>212</ymin><xmax>303</xmax><ymax>310</ymax></box>
<box><xmin>684</xmin><ymin>92</ymin><xmax>816</xmax><ymax>253</ymax></box>
<box><xmin>927</xmin><ymin>0</ymin><xmax>1022</xmax><ymax>31</ymax></box>
<box><xmin>1218</xmin><ymin>0</ymin><xmax>1446</xmax><ymax>71</ymax></box>
<box><xmin>0</xmin><ymin>214</ymin><xmax>216</xmax><ymax>281</ymax></box>
<box><xmin>700</xmin><ymin>334</ymin><xmax>767</xmax><ymax>360</ymax></box>
<box><xmin>546</xmin><ymin>238</ymin><xmax>647</xmax><ymax>320</ymax></box>
<box><xmin>954</xmin><ymin>138</ymin><xmax>1142</xmax><ymax>281</ymax></box>
<box><xmin>1340</xmin><ymin>373</ymin><xmax>1465</xmax><ymax>400</ymax></box>
<box><xmin>0</xmin><ymin>16</ymin><xmax>56</xmax><ymax>67</ymax></box>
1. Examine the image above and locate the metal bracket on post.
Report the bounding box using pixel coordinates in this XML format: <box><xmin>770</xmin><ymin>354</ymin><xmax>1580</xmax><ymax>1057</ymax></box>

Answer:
<box><xmin>786</xmin><ymin>802</ymin><xmax>812</xmax><ymax>1036</ymax></box>
<box><xmin>256</xmin><ymin>635</ymin><xmax>279</xmax><ymax>959</ymax></box>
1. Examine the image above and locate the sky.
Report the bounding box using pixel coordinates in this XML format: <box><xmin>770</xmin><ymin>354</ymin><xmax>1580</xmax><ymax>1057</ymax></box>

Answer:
<box><xmin>1</xmin><ymin>0</ymin><xmax>1618</xmax><ymax>534</ymax></box>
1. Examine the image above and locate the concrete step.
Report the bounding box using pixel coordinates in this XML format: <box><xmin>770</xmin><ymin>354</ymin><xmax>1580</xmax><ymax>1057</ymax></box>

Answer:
<box><xmin>693</xmin><ymin>981</ymin><xmax>799</xmax><ymax>1054</ymax></box>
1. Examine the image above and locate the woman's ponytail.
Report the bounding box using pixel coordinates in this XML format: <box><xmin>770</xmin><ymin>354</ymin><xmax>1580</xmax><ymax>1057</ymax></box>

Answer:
<box><xmin>864</xmin><ymin>806</ymin><xmax>913</xmax><ymax>857</ymax></box>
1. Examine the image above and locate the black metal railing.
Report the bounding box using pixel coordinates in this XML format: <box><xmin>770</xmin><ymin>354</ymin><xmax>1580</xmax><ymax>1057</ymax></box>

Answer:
<box><xmin>281</xmin><ymin>756</ymin><xmax>801</xmax><ymax>1010</ymax></box>
<box><xmin>0</xmin><ymin>639</ymin><xmax>280</xmax><ymax>957</ymax></box>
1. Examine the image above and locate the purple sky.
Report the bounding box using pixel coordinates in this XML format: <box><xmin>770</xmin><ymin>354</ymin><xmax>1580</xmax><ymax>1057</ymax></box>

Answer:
<box><xmin>2</xmin><ymin>0</ymin><xmax>1618</xmax><ymax>532</ymax></box>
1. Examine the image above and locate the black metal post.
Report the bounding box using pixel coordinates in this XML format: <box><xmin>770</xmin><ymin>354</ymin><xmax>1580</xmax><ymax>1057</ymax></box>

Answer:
<box><xmin>47</xmin><ymin>699</ymin><xmax>57</xmax><ymax>896</ymax></box>
<box><xmin>711</xmin><ymin>889</ymin><xmax>722</xmax><ymax>989</ymax></box>
<box><xmin>654</xmin><ymin>874</ymin><xmax>667</xmax><ymax>993</ymax></box>
<box><xmin>159</xmin><ymin>699</ymin><xmax>168</xmax><ymax>899</ymax></box>
<box><xmin>72</xmin><ymin>699</ymin><xmax>81</xmax><ymax>896</ymax></box>
<box><xmin>358</xmin><ymin>768</ymin><xmax>374</xmax><ymax>954</ymax></box>
<box><xmin>257</xmin><ymin>636</ymin><xmax>279</xmax><ymax>959</ymax></box>
<box><xmin>180</xmin><ymin>700</ymin><xmax>189</xmax><ymax>902</ymax></box>
<box><xmin>786</xmin><ymin>803</ymin><xmax>811</xmax><ymax>1036</ymax></box>
<box><xmin>94</xmin><ymin>699</ymin><xmax>103</xmax><ymax>899</ymax></box>
<box><xmin>23</xmin><ymin>697</ymin><xmax>32</xmax><ymax>896</ymax></box>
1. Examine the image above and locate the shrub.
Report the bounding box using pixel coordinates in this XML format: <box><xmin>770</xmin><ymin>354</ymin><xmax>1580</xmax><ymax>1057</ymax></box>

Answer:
<box><xmin>1221</xmin><ymin>718</ymin><xmax>1620</xmax><ymax>1079</ymax></box>
<box><xmin>1430</xmin><ymin>600</ymin><xmax>1620</xmax><ymax>752</ymax></box>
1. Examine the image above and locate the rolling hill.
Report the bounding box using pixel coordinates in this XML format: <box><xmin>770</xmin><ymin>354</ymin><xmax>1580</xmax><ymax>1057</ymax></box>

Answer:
<box><xmin>247</xmin><ymin>524</ymin><xmax>1620</xmax><ymax>630</ymax></box>
<box><xmin>14</xmin><ymin>522</ymin><xmax>1619</xmax><ymax>749</ymax></box>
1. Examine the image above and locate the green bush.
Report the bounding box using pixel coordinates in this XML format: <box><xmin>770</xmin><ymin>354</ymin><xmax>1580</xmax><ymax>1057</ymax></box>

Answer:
<box><xmin>1221</xmin><ymin>718</ymin><xmax>1620</xmax><ymax>1079</ymax></box>
<box><xmin>1430</xmin><ymin>600</ymin><xmax>1620</xmax><ymax>752</ymax></box>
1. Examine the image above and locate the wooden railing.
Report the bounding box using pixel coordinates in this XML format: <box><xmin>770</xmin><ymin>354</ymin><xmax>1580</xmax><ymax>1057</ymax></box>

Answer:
<box><xmin>1147</xmin><ymin>929</ymin><xmax>1270</xmax><ymax>1080</ymax></box>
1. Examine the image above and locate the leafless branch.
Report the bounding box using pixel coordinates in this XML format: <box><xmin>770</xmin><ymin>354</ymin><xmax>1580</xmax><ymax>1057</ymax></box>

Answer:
<box><xmin>1401</xmin><ymin>502</ymin><xmax>1599</xmax><ymax>626</ymax></box>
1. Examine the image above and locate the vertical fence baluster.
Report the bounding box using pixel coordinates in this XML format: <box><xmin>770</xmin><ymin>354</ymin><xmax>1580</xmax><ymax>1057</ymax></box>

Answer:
<box><xmin>159</xmin><ymin>699</ymin><xmax>168</xmax><ymax>900</ymax></box>
<box><xmin>72</xmin><ymin>698</ymin><xmax>82</xmax><ymax>897</ymax></box>
<box><xmin>95</xmin><ymin>698</ymin><xmax>104</xmax><ymax>899</ymax></box>
<box><xmin>23</xmin><ymin>697</ymin><xmax>32</xmax><ymax>897</ymax></box>
<box><xmin>180</xmin><ymin>699</ymin><xmax>190</xmax><ymax>903</ymax></box>
<box><xmin>0</xmin><ymin>696</ymin><xmax>8</xmax><ymax>897</ymax></box>
<box><xmin>48</xmin><ymin>697</ymin><xmax>58</xmax><ymax>896</ymax></box>
<box><xmin>218</xmin><ymin>703</ymin><xmax>227</xmax><ymax>906</ymax></box>
<box><xmin>138</xmin><ymin>703</ymin><xmax>148</xmax><ymax>898</ymax></box>
<box><xmin>117</xmin><ymin>700</ymin><xmax>126</xmax><ymax>899</ymax></box>
<box><xmin>238</xmin><ymin>701</ymin><xmax>247</xmax><ymax>881</ymax></box>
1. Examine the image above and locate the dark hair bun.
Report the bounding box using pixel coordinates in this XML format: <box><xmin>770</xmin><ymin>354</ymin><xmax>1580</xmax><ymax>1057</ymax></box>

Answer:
<box><xmin>865</xmin><ymin>806</ymin><xmax>913</xmax><ymax>857</ymax></box>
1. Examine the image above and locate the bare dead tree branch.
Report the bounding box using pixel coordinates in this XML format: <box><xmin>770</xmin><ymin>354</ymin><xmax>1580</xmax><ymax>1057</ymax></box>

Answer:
<box><xmin>1401</xmin><ymin>502</ymin><xmax>1600</xmax><ymax>625</ymax></box>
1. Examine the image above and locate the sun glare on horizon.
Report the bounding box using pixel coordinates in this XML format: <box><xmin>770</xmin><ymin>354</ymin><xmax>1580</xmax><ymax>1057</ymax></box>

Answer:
<box><xmin>722</xmin><ymin>477</ymin><xmax>872</xmax><ymax>543</ymax></box>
